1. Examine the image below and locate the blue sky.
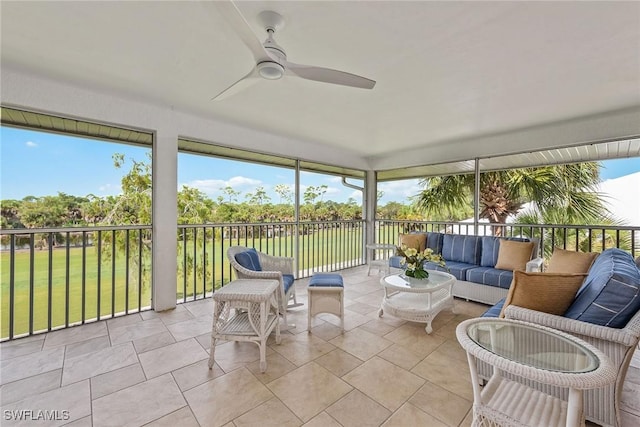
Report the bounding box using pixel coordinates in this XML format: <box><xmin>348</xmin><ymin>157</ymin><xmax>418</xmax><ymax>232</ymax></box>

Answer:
<box><xmin>1</xmin><ymin>126</ymin><xmax>639</xmax><ymax>205</ymax></box>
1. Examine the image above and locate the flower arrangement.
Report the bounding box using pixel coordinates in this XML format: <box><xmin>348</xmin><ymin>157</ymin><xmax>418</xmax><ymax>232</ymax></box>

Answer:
<box><xmin>397</xmin><ymin>244</ymin><xmax>446</xmax><ymax>279</ymax></box>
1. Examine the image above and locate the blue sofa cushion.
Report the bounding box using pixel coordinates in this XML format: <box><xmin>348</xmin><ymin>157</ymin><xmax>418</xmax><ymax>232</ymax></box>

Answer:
<box><xmin>482</xmin><ymin>298</ymin><xmax>505</xmax><ymax>317</ymax></box>
<box><xmin>425</xmin><ymin>260</ymin><xmax>474</xmax><ymax>281</ymax></box>
<box><xmin>564</xmin><ymin>249</ymin><xmax>640</xmax><ymax>328</ymax></box>
<box><xmin>481</xmin><ymin>237</ymin><xmax>531</xmax><ymax>268</ymax></box>
<box><xmin>309</xmin><ymin>273</ymin><xmax>344</xmax><ymax>287</ymax></box>
<box><xmin>235</xmin><ymin>249</ymin><xmax>262</xmax><ymax>271</ymax></box>
<box><xmin>425</xmin><ymin>232</ymin><xmax>445</xmax><ymax>254</ymax></box>
<box><xmin>466</xmin><ymin>267</ymin><xmax>514</xmax><ymax>289</ymax></box>
<box><xmin>442</xmin><ymin>234</ymin><xmax>482</xmax><ymax>265</ymax></box>
<box><xmin>283</xmin><ymin>274</ymin><xmax>295</xmax><ymax>294</ymax></box>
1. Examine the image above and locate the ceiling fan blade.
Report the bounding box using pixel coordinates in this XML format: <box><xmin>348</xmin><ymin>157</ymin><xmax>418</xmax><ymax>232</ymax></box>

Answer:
<box><xmin>214</xmin><ymin>1</ymin><xmax>271</xmax><ymax>63</ymax></box>
<box><xmin>212</xmin><ymin>68</ymin><xmax>260</xmax><ymax>101</ymax></box>
<box><xmin>284</xmin><ymin>60</ymin><xmax>376</xmax><ymax>89</ymax></box>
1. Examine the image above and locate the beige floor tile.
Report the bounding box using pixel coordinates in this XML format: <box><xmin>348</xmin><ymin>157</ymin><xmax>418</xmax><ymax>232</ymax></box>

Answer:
<box><xmin>233</xmin><ymin>397</ymin><xmax>302</xmax><ymax>427</ymax></box>
<box><xmin>433</xmin><ymin>314</ymin><xmax>473</xmax><ymax>340</ymax></box>
<box><xmin>0</xmin><ymin>369</ymin><xmax>61</xmax><ymax>405</ymax></box>
<box><xmin>329</xmin><ymin>328</ymin><xmax>392</xmax><ymax>361</ymax></box>
<box><xmin>326</xmin><ymin>389</ymin><xmax>391</xmax><ymax>427</ymax></box>
<box><xmin>345</xmin><ymin>302</ymin><xmax>379</xmax><ymax>316</ymax></box>
<box><xmin>171</xmin><ymin>359</ymin><xmax>225</xmax><ymax>392</ymax></box>
<box><xmin>377</xmin><ymin>343</ymin><xmax>424</xmax><ymax>370</ymax></box>
<box><xmin>302</xmin><ymin>411</ymin><xmax>342</xmax><ymax>427</ymax></box>
<box><xmin>43</xmin><ymin>322</ymin><xmax>107</xmax><ymax>348</ymax></box>
<box><xmin>392</xmin><ymin>331</ymin><xmax>447</xmax><ymax>359</ymax></box>
<box><xmin>62</xmin><ymin>342</ymin><xmax>138</xmax><ymax>386</ymax></box>
<box><xmin>211</xmin><ymin>341</ymin><xmax>262</xmax><ymax>372</ymax></box>
<box><xmin>342</xmin><ymin>356</ymin><xmax>424</xmax><ymax>412</ymax></box>
<box><xmin>64</xmin><ymin>335</ymin><xmax>111</xmax><ymax>360</ymax></box>
<box><xmin>408</xmin><ymin>381</ymin><xmax>472</xmax><ymax>426</ymax></box>
<box><xmin>411</xmin><ymin>349</ymin><xmax>473</xmax><ymax>401</ymax></box>
<box><xmin>0</xmin><ymin>346</ymin><xmax>64</xmax><ymax>385</ymax></box>
<box><xmin>621</xmin><ymin>409</ymin><xmax>640</xmax><ymax>427</ymax></box>
<box><xmin>1</xmin><ymin>379</ymin><xmax>91</xmax><ymax>426</ymax></box>
<box><xmin>185</xmin><ymin>367</ymin><xmax>273</xmax><ymax>427</ymax></box>
<box><xmin>384</xmin><ymin>322</ymin><xmax>434</xmax><ymax>344</ymax></box>
<box><xmin>246</xmin><ymin>351</ymin><xmax>298</xmax><ymax>384</ymax></box>
<box><xmin>271</xmin><ymin>332</ymin><xmax>335</xmax><ymax>366</ymax></box>
<box><xmin>381</xmin><ymin>402</ymin><xmax>448</xmax><ymax>427</ymax></box>
<box><xmin>90</xmin><ymin>363</ymin><xmax>146</xmax><ymax>399</ymax></box>
<box><xmin>132</xmin><ymin>331</ymin><xmax>176</xmax><ymax>354</ymax></box>
<box><xmin>308</xmin><ymin>322</ymin><xmax>344</xmax><ymax>341</ymax></box>
<box><xmin>357</xmin><ymin>319</ymin><xmax>397</xmax><ymax>336</ymax></box>
<box><xmin>64</xmin><ymin>415</ymin><xmax>93</xmax><ymax>427</ymax></box>
<box><xmin>354</xmin><ymin>293</ymin><xmax>385</xmax><ymax>307</ymax></box>
<box><xmin>166</xmin><ymin>315</ymin><xmax>213</xmax><ymax>342</ymax></box>
<box><xmin>183</xmin><ymin>298</ymin><xmax>214</xmax><ymax>318</ymax></box>
<box><xmin>138</xmin><ymin>338</ymin><xmax>208</xmax><ymax>379</ymax></box>
<box><xmin>145</xmin><ymin>406</ymin><xmax>200</xmax><ymax>427</ymax></box>
<box><xmin>314</xmin><ymin>349</ymin><xmax>363</xmax><ymax>377</ymax></box>
<box><xmin>622</xmin><ymin>377</ymin><xmax>640</xmax><ymax>415</ymax></box>
<box><xmin>434</xmin><ymin>338</ymin><xmax>468</xmax><ymax>363</ymax></box>
<box><xmin>106</xmin><ymin>313</ymin><xmax>143</xmax><ymax>329</ymax></box>
<box><xmin>108</xmin><ymin>318</ymin><xmax>168</xmax><ymax>345</ymax></box>
<box><xmin>92</xmin><ymin>374</ymin><xmax>186</xmax><ymax>427</ymax></box>
<box><xmin>267</xmin><ymin>362</ymin><xmax>352</xmax><ymax>422</ymax></box>
<box><xmin>454</xmin><ymin>299</ymin><xmax>491</xmax><ymax>317</ymax></box>
<box><xmin>0</xmin><ymin>338</ymin><xmax>44</xmax><ymax>360</ymax></box>
<box><xmin>141</xmin><ymin>304</ymin><xmax>195</xmax><ymax>325</ymax></box>
<box><xmin>459</xmin><ymin>408</ymin><xmax>474</xmax><ymax>427</ymax></box>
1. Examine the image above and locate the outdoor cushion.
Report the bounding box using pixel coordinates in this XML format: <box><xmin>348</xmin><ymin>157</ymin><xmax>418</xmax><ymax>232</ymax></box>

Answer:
<box><xmin>426</xmin><ymin>260</ymin><xmax>474</xmax><ymax>281</ymax></box>
<box><xmin>482</xmin><ymin>298</ymin><xmax>505</xmax><ymax>317</ymax></box>
<box><xmin>441</xmin><ymin>234</ymin><xmax>482</xmax><ymax>265</ymax></box>
<box><xmin>466</xmin><ymin>267</ymin><xmax>514</xmax><ymax>289</ymax></box>
<box><xmin>234</xmin><ymin>248</ymin><xmax>262</xmax><ymax>271</ymax></box>
<box><xmin>546</xmin><ymin>247</ymin><xmax>598</xmax><ymax>274</ymax></box>
<box><xmin>499</xmin><ymin>271</ymin><xmax>587</xmax><ymax>317</ymax></box>
<box><xmin>495</xmin><ymin>240</ymin><xmax>534</xmax><ymax>271</ymax></box>
<box><xmin>309</xmin><ymin>273</ymin><xmax>344</xmax><ymax>287</ymax></box>
<box><xmin>425</xmin><ymin>232</ymin><xmax>445</xmax><ymax>254</ymax></box>
<box><xmin>564</xmin><ymin>248</ymin><xmax>640</xmax><ymax>328</ymax></box>
<box><xmin>398</xmin><ymin>233</ymin><xmax>426</xmax><ymax>251</ymax></box>
<box><xmin>480</xmin><ymin>237</ymin><xmax>531</xmax><ymax>268</ymax></box>
<box><xmin>283</xmin><ymin>274</ymin><xmax>295</xmax><ymax>294</ymax></box>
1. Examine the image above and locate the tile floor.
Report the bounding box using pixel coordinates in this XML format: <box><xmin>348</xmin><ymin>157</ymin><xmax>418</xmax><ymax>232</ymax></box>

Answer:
<box><xmin>1</xmin><ymin>266</ymin><xmax>639</xmax><ymax>427</ymax></box>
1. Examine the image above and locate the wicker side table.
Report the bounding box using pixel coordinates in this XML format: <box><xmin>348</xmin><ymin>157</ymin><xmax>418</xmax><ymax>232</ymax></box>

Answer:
<box><xmin>456</xmin><ymin>318</ymin><xmax>617</xmax><ymax>427</ymax></box>
<box><xmin>208</xmin><ymin>279</ymin><xmax>281</xmax><ymax>373</ymax></box>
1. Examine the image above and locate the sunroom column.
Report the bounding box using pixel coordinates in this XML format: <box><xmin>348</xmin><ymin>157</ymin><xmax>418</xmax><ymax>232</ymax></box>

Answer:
<box><xmin>365</xmin><ymin>170</ymin><xmax>377</xmax><ymax>258</ymax></box>
<box><xmin>152</xmin><ymin>128</ymin><xmax>178</xmax><ymax>311</ymax></box>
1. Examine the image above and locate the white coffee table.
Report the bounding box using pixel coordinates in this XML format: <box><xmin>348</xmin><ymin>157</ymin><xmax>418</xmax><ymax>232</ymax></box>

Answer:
<box><xmin>378</xmin><ymin>271</ymin><xmax>456</xmax><ymax>334</ymax></box>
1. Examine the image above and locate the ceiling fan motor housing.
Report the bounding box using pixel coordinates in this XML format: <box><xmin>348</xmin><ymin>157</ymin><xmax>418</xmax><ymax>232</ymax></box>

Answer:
<box><xmin>257</xmin><ymin>61</ymin><xmax>284</xmax><ymax>80</ymax></box>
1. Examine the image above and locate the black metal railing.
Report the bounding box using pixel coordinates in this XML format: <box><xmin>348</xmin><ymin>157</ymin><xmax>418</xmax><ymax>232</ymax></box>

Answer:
<box><xmin>1</xmin><ymin>220</ymin><xmax>365</xmax><ymax>340</ymax></box>
<box><xmin>0</xmin><ymin>225</ymin><xmax>152</xmax><ymax>340</ymax></box>
<box><xmin>374</xmin><ymin>219</ymin><xmax>640</xmax><ymax>261</ymax></box>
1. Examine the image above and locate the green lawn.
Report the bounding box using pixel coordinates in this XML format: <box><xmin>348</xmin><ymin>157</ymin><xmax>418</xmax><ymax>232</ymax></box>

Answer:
<box><xmin>1</xmin><ymin>226</ymin><xmax>366</xmax><ymax>339</ymax></box>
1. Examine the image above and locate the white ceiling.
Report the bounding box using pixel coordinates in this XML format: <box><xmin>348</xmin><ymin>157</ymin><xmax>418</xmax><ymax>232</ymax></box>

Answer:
<box><xmin>2</xmin><ymin>1</ymin><xmax>640</xmax><ymax>166</ymax></box>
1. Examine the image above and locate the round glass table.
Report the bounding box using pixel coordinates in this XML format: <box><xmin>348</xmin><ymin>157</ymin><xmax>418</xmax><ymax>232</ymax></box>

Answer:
<box><xmin>379</xmin><ymin>271</ymin><xmax>456</xmax><ymax>334</ymax></box>
<box><xmin>456</xmin><ymin>318</ymin><xmax>617</xmax><ymax>427</ymax></box>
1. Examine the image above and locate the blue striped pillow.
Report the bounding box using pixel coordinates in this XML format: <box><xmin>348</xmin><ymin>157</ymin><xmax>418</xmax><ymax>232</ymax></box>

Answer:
<box><xmin>235</xmin><ymin>249</ymin><xmax>262</xmax><ymax>271</ymax></box>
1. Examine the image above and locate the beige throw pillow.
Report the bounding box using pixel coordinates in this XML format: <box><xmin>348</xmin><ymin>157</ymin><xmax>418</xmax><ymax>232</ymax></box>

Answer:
<box><xmin>398</xmin><ymin>234</ymin><xmax>426</xmax><ymax>252</ymax></box>
<box><xmin>499</xmin><ymin>270</ymin><xmax>587</xmax><ymax>318</ymax></box>
<box><xmin>546</xmin><ymin>247</ymin><xmax>598</xmax><ymax>274</ymax></box>
<box><xmin>495</xmin><ymin>240</ymin><xmax>535</xmax><ymax>271</ymax></box>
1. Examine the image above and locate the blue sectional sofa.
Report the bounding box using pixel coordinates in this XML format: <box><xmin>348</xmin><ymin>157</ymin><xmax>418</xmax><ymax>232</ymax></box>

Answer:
<box><xmin>389</xmin><ymin>232</ymin><xmax>542</xmax><ymax>305</ymax></box>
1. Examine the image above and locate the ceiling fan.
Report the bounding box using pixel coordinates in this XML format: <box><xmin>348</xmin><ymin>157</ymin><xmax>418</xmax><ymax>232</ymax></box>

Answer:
<box><xmin>211</xmin><ymin>1</ymin><xmax>376</xmax><ymax>101</ymax></box>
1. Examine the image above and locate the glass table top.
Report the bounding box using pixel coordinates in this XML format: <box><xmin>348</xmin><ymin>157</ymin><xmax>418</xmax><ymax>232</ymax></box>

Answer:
<box><xmin>383</xmin><ymin>272</ymin><xmax>453</xmax><ymax>290</ymax></box>
<box><xmin>466</xmin><ymin>319</ymin><xmax>599</xmax><ymax>373</ymax></box>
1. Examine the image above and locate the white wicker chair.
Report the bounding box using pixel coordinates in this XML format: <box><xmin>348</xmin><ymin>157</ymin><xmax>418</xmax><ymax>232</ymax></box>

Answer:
<box><xmin>227</xmin><ymin>246</ymin><xmax>301</xmax><ymax>326</ymax></box>
<box><xmin>490</xmin><ymin>306</ymin><xmax>640</xmax><ymax>427</ymax></box>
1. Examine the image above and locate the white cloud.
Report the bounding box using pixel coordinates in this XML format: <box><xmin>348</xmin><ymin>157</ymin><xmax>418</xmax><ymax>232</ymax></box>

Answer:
<box><xmin>25</xmin><ymin>141</ymin><xmax>38</xmax><ymax>148</ymax></box>
<box><xmin>182</xmin><ymin>176</ymin><xmax>263</xmax><ymax>198</ymax></box>
<box><xmin>378</xmin><ymin>179</ymin><xmax>422</xmax><ymax>203</ymax></box>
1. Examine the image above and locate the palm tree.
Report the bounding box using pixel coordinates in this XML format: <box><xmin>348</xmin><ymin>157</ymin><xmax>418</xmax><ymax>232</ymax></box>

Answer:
<box><xmin>415</xmin><ymin>162</ymin><xmax>608</xmax><ymax>235</ymax></box>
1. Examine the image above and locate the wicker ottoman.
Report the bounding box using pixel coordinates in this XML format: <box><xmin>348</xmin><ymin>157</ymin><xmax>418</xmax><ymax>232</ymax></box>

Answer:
<box><xmin>308</xmin><ymin>273</ymin><xmax>344</xmax><ymax>331</ymax></box>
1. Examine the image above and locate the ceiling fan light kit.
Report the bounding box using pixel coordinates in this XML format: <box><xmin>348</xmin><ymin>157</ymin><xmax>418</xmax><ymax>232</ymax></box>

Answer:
<box><xmin>212</xmin><ymin>1</ymin><xmax>375</xmax><ymax>101</ymax></box>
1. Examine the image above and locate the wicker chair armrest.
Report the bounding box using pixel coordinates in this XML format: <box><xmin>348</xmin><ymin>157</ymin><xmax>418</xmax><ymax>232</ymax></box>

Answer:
<box><xmin>258</xmin><ymin>253</ymin><xmax>294</xmax><ymax>275</ymax></box>
<box><xmin>526</xmin><ymin>257</ymin><xmax>544</xmax><ymax>272</ymax></box>
<box><xmin>504</xmin><ymin>305</ymin><xmax>640</xmax><ymax>347</ymax></box>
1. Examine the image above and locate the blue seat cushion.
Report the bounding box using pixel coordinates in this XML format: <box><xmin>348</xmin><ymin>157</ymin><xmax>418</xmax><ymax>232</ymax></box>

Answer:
<box><xmin>564</xmin><ymin>249</ymin><xmax>640</xmax><ymax>328</ymax></box>
<box><xmin>424</xmin><ymin>260</ymin><xmax>474</xmax><ymax>281</ymax></box>
<box><xmin>283</xmin><ymin>274</ymin><xmax>295</xmax><ymax>294</ymax></box>
<box><xmin>389</xmin><ymin>255</ymin><xmax>405</xmax><ymax>269</ymax></box>
<box><xmin>425</xmin><ymin>232</ymin><xmax>445</xmax><ymax>254</ymax></box>
<box><xmin>482</xmin><ymin>298</ymin><xmax>505</xmax><ymax>317</ymax></box>
<box><xmin>442</xmin><ymin>234</ymin><xmax>482</xmax><ymax>265</ymax></box>
<box><xmin>309</xmin><ymin>273</ymin><xmax>344</xmax><ymax>287</ymax></box>
<box><xmin>466</xmin><ymin>267</ymin><xmax>514</xmax><ymax>289</ymax></box>
<box><xmin>234</xmin><ymin>249</ymin><xmax>262</xmax><ymax>271</ymax></box>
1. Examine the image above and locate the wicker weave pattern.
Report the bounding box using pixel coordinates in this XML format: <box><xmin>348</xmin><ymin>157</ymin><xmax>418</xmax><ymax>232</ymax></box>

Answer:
<box><xmin>457</xmin><ymin>318</ymin><xmax>617</xmax><ymax>427</ymax></box>
<box><xmin>227</xmin><ymin>246</ymin><xmax>298</xmax><ymax>326</ymax></box>
<box><xmin>499</xmin><ymin>305</ymin><xmax>640</xmax><ymax>427</ymax></box>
